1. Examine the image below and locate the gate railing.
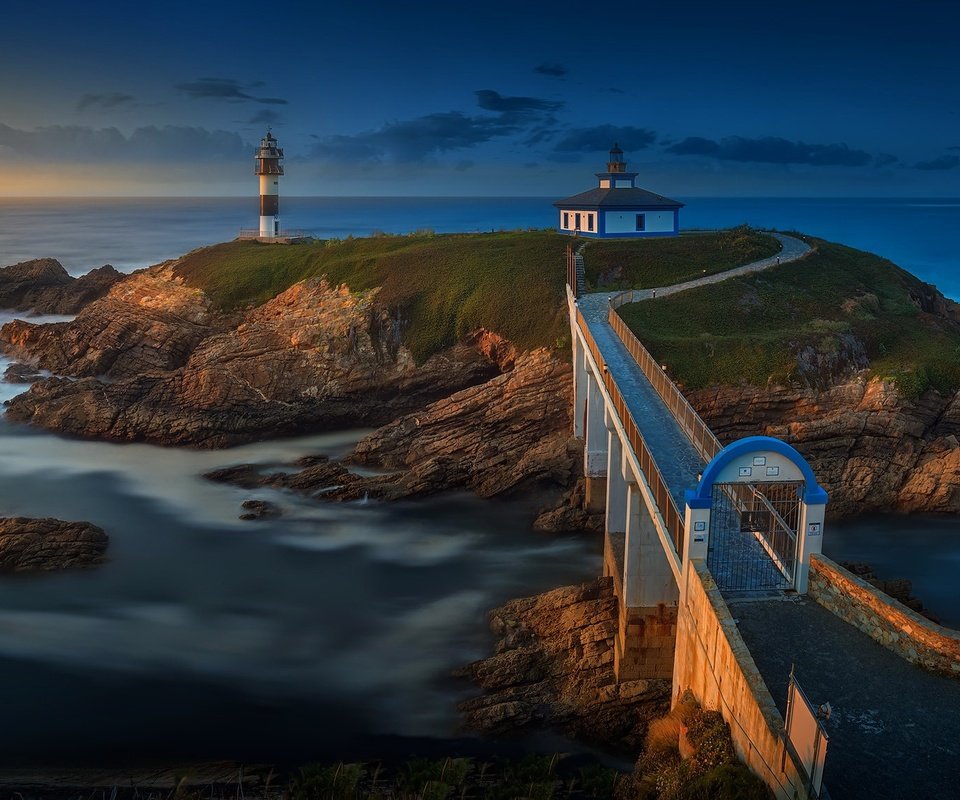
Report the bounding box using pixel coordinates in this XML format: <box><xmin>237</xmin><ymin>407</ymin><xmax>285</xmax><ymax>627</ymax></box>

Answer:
<box><xmin>575</xmin><ymin>305</ymin><xmax>684</xmax><ymax>558</ymax></box>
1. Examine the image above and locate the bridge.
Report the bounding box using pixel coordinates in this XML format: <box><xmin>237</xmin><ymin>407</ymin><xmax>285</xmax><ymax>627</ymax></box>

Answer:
<box><xmin>565</xmin><ymin>235</ymin><xmax>960</xmax><ymax>799</ymax></box>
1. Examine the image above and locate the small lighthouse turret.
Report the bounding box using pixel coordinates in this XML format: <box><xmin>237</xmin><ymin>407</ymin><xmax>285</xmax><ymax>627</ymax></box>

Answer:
<box><xmin>255</xmin><ymin>130</ymin><xmax>284</xmax><ymax>238</ymax></box>
<box><xmin>606</xmin><ymin>142</ymin><xmax>626</xmax><ymax>173</ymax></box>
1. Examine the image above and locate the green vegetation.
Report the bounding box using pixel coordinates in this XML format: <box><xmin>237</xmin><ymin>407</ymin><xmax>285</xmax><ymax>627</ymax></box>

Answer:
<box><xmin>616</xmin><ymin>238</ymin><xmax>960</xmax><ymax>398</ymax></box>
<box><xmin>624</xmin><ymin>697</ymin><xmax>772</xmax><ymax>800</ymax></box>
<box><xmin>288</xmin><ymin>754</ymin><xmax>621</xmax><ymax>800</ymax></box>
<box><xmin>173</xmin><ymin>232</ymin><xmax>570</xmax><ymax>363</ymax></box>
<box><xmin>583</xmin><ymin>227</ymin><xmax>780</xmax><ymax>291</ymax></box>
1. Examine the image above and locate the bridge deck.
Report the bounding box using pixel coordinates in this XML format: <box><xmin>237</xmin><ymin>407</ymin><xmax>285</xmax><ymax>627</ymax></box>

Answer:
<box><xmin>577</xmin><ymin>292</ymin><xmax>705</xmax><ymax>511</ymax></box>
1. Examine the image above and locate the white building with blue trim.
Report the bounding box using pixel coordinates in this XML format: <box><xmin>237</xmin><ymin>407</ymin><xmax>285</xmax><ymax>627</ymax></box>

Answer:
<box><xmin>554</xmin><ymin>144</ymin><xmax>683</xmax><ymax>238</ymax></box>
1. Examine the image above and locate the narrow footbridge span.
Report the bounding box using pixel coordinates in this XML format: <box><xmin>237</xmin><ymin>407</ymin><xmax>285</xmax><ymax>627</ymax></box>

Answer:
<box><xmin>566</xmin><ymin>234</ymin><xmax>960</xmax><ymax>800</ymax></box>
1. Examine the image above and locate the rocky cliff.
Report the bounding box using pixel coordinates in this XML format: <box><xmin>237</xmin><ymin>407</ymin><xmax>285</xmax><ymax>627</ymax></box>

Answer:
<box><xmin>690</xmin><ymin>377</ymin><xmax>960</xmax><ymax>517</ymax></box>
<box><xmin>0</xmin><ymin>258</ymin><xmax>122</xmax><ymax>314</ymax></box>
<box><xmin>1</xmin><ymin>263</ymin><xmax>500</xmax><ymax>447</ymax></box>
<box><xmin>0</xmin><ymin>517</ymin><xmax>108</xmax><ymax>571</ymax></box>
<box><xmin>456</xmin><ymin>577</ymin><xmax>670</xmax><ymax>752</ymax></box>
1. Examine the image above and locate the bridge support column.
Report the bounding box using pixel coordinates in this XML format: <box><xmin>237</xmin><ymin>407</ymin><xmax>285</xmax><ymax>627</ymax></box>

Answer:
<box><xmin>604</xmin><ymin>420</ymin><xmax>627</xmax><ymax>535</ymax></box>
<box><xmin>614</xmin><ymin>482</ymin><xmax>680</xmax><ymax>682</ymax></box>
<box><xmin>572</xmin><ymin>334</ymin><xmax>587</xmax><ymax>439</ymax></box>
<box><xmin>583</xmin><ymin>374</ymin><xmax>608</xmax><ymax>513</ymax></box>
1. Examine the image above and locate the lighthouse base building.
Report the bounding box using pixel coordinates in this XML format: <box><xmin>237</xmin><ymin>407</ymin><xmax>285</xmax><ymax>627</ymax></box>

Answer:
<box><xmin>554</xmin><ymin>144</ymin><xmax>683</xmax><ymax>238</ymax></box>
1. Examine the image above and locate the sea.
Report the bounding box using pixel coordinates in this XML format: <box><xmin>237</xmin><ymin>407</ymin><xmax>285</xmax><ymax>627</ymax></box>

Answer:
<box><xmin>0</xmin><ymin>196</ymin><xmax>958</xmax><ymax>769</ymax></box>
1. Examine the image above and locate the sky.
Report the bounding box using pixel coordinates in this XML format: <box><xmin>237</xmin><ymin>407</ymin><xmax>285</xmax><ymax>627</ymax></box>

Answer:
<box><xmin>1</xmin><ymin>0</ymin><xmax>958</xmax><ymax>197</ymax></box>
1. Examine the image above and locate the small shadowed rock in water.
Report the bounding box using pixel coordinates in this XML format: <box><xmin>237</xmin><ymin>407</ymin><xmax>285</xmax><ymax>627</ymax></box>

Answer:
<box><xmin>0</xmin><ymin>517</ymin><xmax>108</xmax><ymax>571</ymax></box>
<box><xmin>239</xmin><ymin>500</ymin><xmax>282</xmax><ymax>521</ymax></box>
<box><xmin>3</xmin><ymin>362</ymin><xmax>41</xmax><ymax>383</ymax></box>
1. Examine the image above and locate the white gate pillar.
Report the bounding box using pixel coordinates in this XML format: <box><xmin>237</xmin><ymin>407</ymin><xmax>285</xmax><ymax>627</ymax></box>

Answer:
<box><xmin>795</xmin><ymin>492</ymin><xmax>827</xmax><ymax>594</ymax></box>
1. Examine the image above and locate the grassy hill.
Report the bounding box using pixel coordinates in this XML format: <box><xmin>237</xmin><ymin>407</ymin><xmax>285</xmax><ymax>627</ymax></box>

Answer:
<box><xmin>173</xmin><ymin>232</ymin><xmax>570</xmax><ymax>362</ymax></box>
<box><xmin>583</xmin><ymin>227</ymin><xmax>780</xmax><ymax>290</ymax></box>
<box><xmin>173</xmin><ymin>229</ymin><xmax>780</xmax><ymax>363</ymax></box>
<box><xmin>615</xmin><ymin>238</ymin><xmax>960</xmax><ymax>398</ymax></box>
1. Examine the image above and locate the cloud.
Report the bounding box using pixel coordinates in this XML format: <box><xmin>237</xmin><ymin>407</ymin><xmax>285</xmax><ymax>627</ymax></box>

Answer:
<box><xmin>248</xmin><ymin>109</ymin><xmax>282</xmax><ymax>125</ymax></box>
<box><xmin>533</xmin><ymin>63</ymin><xmax>567</xmax><ymax>77</ymax></box>
<box><xmin>874</xmin><ymin>153</ymin><xmax>899</xmax><ymax>167</ymax></box>
<box><xmin>915</xmin><ymin>154</ymin><xmax>960</xmax><ymax>170</ymax></box>
<box><xmin>552</xmin><ymin>125</ymin><xmax>657</xmax><ymax>153</ymax></box>
<box><xmin>311</xmin><ymin>111</ymin><xmax>518</xmax><ymax>163</ymax></box>
<box><xmin>0</xmin><ymin>123</ymin><xmax>249</xmax><ymax>163</ymax></box>
<box><xmin>948</xmin><ymin>146</ymin><xmax>960</xmax><ymax>151</ymax></box>
<box><xmin>76</xmin><ymin>92</ymin><xmax>136</xmax><ymax>113</ymax></box>
<box><xmin>474</xmin><ymin>90</ymin><xmax>564</xmax><ymax>114</ymax></box>
<box><xmin>175</xmin><ymin>78</ymin><xmax>288</xmax><ymax>105</ymax></box>
<box><xmin>665</xmin><ymin>135</ymin><xmax>872</xmax><ymax>166</ymax></box>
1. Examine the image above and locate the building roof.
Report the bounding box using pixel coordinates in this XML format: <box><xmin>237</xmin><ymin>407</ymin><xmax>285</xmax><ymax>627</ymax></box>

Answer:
<box><xmin>553</xmin><ymin>187</ymin><xmax>684</xmax><ymax>209</ymax></box>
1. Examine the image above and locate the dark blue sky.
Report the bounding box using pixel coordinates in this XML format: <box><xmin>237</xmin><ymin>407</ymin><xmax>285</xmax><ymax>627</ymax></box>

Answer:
<box><xmin>2</xmin><ymin>0</ymin><xmax>958</xmax><ymax>196</ymax></box>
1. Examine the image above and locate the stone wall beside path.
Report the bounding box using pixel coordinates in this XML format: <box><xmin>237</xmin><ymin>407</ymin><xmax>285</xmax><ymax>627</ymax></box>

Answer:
<box><xmin>809</xmin><ymin>554</ymin><xmax>960</xmax><ymax>677</ymax></box>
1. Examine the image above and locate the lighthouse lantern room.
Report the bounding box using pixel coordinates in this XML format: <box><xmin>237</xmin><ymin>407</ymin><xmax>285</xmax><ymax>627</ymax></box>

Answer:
<box><xmin>255</xmin><ymin>131</ymin><xmax>284</xmax><ymax>238</ymax></box>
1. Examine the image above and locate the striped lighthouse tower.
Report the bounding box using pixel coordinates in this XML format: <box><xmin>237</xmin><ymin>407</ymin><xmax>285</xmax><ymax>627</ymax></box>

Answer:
<box><xmin>255</xmin><ymin>130</ymin><xmax>284</xmax><ymax>238</ymax></box>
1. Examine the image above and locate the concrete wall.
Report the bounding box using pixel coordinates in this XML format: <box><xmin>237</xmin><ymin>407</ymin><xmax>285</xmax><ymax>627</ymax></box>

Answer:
<box><xmin>559</xmin><ymin>209</ymin><xmax>598</xmax><ymax>233</ymax></box>
<box><xmin>604</xmin><ymin>209</ymin><xmax>675</xmax><ymax>234</ymax></box>
<box><xmin>673</xmin><ymin>560</ymin><xmax>813</xmax><ymax>800</ymax></box>
<box><xmin>809</xmin><ymin>554</ymin><xmax>960</xmax><ymax>677</ymax></box>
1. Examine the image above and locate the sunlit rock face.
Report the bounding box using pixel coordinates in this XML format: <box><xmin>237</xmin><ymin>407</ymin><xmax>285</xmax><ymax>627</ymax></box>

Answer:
<box><xmin>690</xmin><ymin>378</ymin><xmax>960</xmax><ymax>517</ymax></box>
<box><xmin>0</xmin><ymin>264</ymin><xmax>498</xmax><ymax>447</ymax></box>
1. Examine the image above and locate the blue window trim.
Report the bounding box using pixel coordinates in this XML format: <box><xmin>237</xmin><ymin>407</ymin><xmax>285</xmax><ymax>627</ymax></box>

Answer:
<box><xmin>684</xmin><ymin>435</ymin><xmax>829</xmax><ymax>509</ymax></box>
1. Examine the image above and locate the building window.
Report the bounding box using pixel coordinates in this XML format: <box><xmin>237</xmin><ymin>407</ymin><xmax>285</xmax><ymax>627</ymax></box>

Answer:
<box><xmin>575</xmin><ymin>213</ymin><xmax>581</xmax><ymax>231</ymax></box>
<box><xmin>636</xmin><ymin>213</ymin><xmax>646</xmax><ymax>232</ymax></box>
<box><xmin>587</xmin><ymin>215</ymin><xmax>594</xmax><ymax>231</ymax></box>
<box><xmin>563</xmin><ymin>212</ymin><xmax>569</xmax><ymax>229</ymax></box>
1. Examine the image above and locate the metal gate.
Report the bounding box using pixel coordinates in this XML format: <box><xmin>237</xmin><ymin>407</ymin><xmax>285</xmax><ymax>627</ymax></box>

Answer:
<box><xmin>707</xmin><ymin>481</ymin><xmax>802</xmax><ymax>593</ymax></box>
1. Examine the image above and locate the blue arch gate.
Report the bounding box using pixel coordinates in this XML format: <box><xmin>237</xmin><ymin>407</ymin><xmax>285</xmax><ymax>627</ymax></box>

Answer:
<box><xmin>707</xmin><ymin>480</ymin><xmax>803</xmax><ymax>593</ymax></box>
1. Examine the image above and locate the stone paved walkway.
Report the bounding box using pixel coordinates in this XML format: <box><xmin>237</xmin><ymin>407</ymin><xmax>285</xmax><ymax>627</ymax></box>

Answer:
<box><xmin>731</xmin><ymin>597</ymin><xmax>960</xmax><ymax>799</ymax></box>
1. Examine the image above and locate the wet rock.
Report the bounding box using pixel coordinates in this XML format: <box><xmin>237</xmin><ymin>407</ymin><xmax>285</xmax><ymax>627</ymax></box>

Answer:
<box><xmin>0</xmin><ymin>258</ymin><xmax>122</xmax><ymax>314</ymax></box>
<box><xmin>0</xmin><ymin>517</ymin><xmax>108</xmax><ymax>571</ymax></box>
<box><xmin>1</xmin><ymin>269</ymin><xmax>499</xmax><ymax>447</ymax></box>
<box><xmin>457</xmin><ymin>578</ymin><xmax>670</xmax><ymax>753</ymax></box>
<box><xmin>239</xmin><ymin>500</ymin><xmax>282</xmax><ymax>521</ymax></box>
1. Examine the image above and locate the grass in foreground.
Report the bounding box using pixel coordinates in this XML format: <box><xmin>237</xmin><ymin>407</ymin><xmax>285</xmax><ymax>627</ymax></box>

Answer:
<box><xmin>616</xmin><ymin>238</ymin><xmax>960</xmax><ymax>397</ymax></box>
<box><xmin>583</xmin><ymin>227</ymin><xmax>781</xmax><ymax>291</ymax></box>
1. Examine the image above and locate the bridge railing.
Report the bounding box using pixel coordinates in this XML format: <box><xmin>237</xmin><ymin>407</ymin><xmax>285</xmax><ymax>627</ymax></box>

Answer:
<box><xmin>607</xmin><ymin>293</ymin><xmax>722</xmax><ymax>465</ymax></box>
<box><xmin>575</xmin><ymin>306</ymin><xmax>685</xmax><ymax>557</ymax></box>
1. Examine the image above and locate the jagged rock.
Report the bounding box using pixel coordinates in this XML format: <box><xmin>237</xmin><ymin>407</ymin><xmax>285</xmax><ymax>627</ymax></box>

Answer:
<box><xmin>340</xmin><ymin>348</ymin><xmax>576</xmax><ymax>500</ymax></box>
<box><xmin>533</xmin><ymin>477</ymin><xmax>604</xmax><ymax>533</ymax></box>
<box><xmin>0</xmin><ymin>258</ymin><xmax>122</xmax><ymax>314</ymax></box>
<box><xmin>239</xmin><ymin>500</ymin><xmax>282</xmax><ymax>521</ymax></box>
<box><xmin>1</xmin><ymin>267</ymin><xmax>499</xmax><ymax>447</ymax></box>
<box><xmin>0</xmin><ymin>517</ymin><xmax>108</xmax><ymax>571</ymax></box>
<box><xmin>457</xmin><ymin>577</ymin><xmax>670</xmax><ymax>752</ymax></box>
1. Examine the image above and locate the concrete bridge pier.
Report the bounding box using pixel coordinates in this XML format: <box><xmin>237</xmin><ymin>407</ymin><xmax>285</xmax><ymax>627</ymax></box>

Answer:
<box><xmin>571</xmin><ymin>326</ymin><xmax>587</xmax><ymax>440</ymax></box>
<box><xmin>616</xmin><ymin>481</ymin><xmax>680</xmax><ymax>680</ymax></box>
<box><xmin>583</xmin><ymin>373</ymin><xmax>608</xmax><ymax>513</ymax></box>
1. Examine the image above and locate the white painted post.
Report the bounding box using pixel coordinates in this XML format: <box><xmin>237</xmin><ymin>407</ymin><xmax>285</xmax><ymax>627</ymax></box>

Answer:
<box><xmin>795</xmin><ymin>501</ymin><xmax>826</xmax><ymax>594</ymax></box>
<box><xmin>682</xmin><ymin>503</ymin><xmax>711</xmax><ymax>566</ymax></box>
